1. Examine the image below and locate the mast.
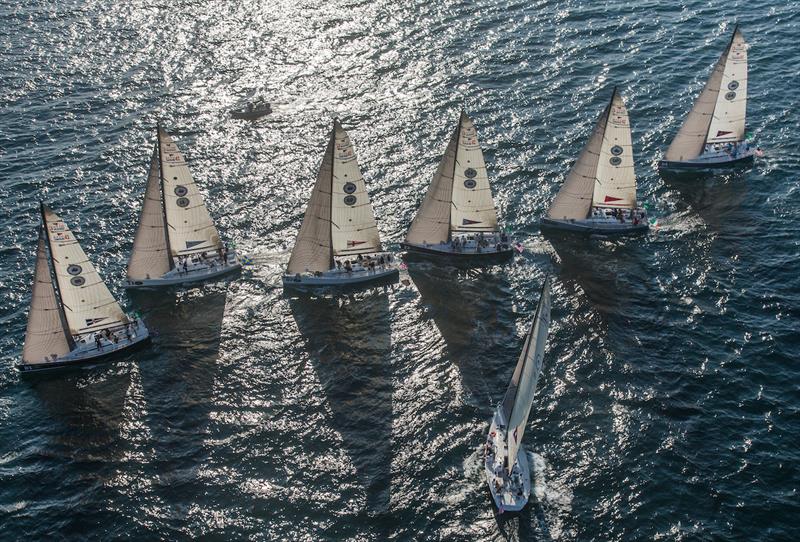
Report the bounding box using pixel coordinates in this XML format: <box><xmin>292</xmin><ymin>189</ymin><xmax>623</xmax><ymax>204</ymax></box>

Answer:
<box><xmin>328</xmin><ymin>119</ymin><xmax>336</xmax><ymax>270</ymax></box>
<box><xmin>448</xmin><ymin>111</ymin><xmax>464</xmax><ymax>242</ymax></box>
<box><xmin>156</xmin><ymin>125</ymin><xmax>175</xmax><ymax>270</ymax></box>
<box><xmin>39</xmin><ymin>203</ymin><xmax>75</xmax><ymax>350</ymax></box>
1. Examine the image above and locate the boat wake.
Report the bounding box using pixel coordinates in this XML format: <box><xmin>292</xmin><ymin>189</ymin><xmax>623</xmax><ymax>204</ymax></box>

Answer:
<box><xmin>528</xmin><ymin>451</ymin><xmax>574</xmax><ymax>540</ymax></box>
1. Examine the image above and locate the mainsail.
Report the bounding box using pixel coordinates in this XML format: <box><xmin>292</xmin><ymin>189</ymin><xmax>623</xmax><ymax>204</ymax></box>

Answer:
<box><xmin>407</xmin><ymin>111</ymin><xmax>500</xmax><ymax>244</ymax></box>
<box><xmin>501</xmin><ymin>276</ymin><xmax>552</xmax><ymax>475</ymax></box>
<box><xmin>42</xmin><ymin>205</ymin><xmax>128</xmax><ymax>335</ymax></box>
<box><xmin>548</xmin><ymin>88</ymin><xmax>637</xmax><ymax>219</ymax></box>
<box><xmin>592</xmin><ymin>89</ymin><xmax>637</xmax><ymax>209</ymax></box>
<box><xmin>450</xmin><ymin>112</ymin><xmax>499</xmax><ymax>233</ymax></box>
<box><xmin>330</xmin><ymin>120</ymin><xmax>382</xmax><ymax>257</ymax></box>
<box><xmin>665</xmin><ymin>27</ymin><xmax>748</xmax><ymax>161</ymax></box>
<box><xmin>127</xmin><ymin>145</ymin><xmax>171</xmax><ymax>280</ymax></box>
<box><xmin>22</xmin><ymin>231</ymin><xmax>73</xmax><ymax>364</ymax></box>
<box><xmin>158</xmin><ymin>128</ymin><xmax>223</xmax><ymax>258</ymax></box>
<box><xmin>287</xmin><ymin>124</ymin><xmax>336</xmax><ymax>274</ymax></box>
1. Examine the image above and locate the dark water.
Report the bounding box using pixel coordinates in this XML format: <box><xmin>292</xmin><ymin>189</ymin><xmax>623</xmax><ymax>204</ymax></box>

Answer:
<box><xmin>1</xmin><ymin>1</ymin><xmax>799</xmax><ymax>540</ymax></box>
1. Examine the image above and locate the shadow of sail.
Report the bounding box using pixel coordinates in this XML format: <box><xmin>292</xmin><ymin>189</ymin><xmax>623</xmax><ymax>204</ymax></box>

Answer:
<box><xmin>408</xmin><ymin>265</ymin><xmax>516</xmax><ymax>406</ymax></box>
<box><xmin>288</xmin><ymin>293</ymin><xmax>393</xmax><ymax>515</ymax></box>
<box><xmin>128</xmin><ymin>287</ymin><xmax>228</xmax><ymax>517</ymax></box>
<box><xmin>661</xmin><ymin>171</ymin><xmax>750</xmax><ymax>233</ymax></box>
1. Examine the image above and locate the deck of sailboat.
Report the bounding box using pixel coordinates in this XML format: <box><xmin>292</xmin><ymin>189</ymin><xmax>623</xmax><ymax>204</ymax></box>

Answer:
<box><xmin>125</xmin><ymin>257</ymin><xmax>241</xmax><ymax>289</ymax></box>
<box><xmin>658</xmin><ymin>151</ymin><xmax>755</xmax><ymax>171</ymax></box>
<box><xmin>283</xmin><ymin>264</ymin><xmax>399</xmax><ymax>291</ymax></box>
<box><xmin>485</xmin><ymin>408</ymin><xmax>530</xmax><ymax>513</ymax></box>
<box><xmin>540</xmin><ymin>216</ymin><xmax>649</xmax><ymax>236</ymax></box>
<box><xmin>401</xmin><ymin>241</ymin><xmax>514</xmax><ymax>263</ymax></box>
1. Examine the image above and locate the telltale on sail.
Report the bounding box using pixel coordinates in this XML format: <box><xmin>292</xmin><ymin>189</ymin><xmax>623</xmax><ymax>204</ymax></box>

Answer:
<box><xmin>18</xmin><ymin>204</ymin><xmax>149</xmax><ymax>372</ymax></box>
<box><xmin>283</xmin><ymin>118</ymin><xmax>399</xmax><ymax>290</ymax></box>
<box><xmin>125</xmin><ymin>125</ymin><xmax>241</xmax><ymax>289</ymax></box>
<box><xmin>485</xmin><ymin>275</ymin><xmax>552</xmax><ymax>513</ymax></box>
<box><xmin>402</xmin><ymin>110</ymin><xmax>515</xmax><ymax>262</ymax></box>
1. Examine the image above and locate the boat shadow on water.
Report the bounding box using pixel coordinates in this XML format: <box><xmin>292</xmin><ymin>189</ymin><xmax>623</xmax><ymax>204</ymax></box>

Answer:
<box><xmin>288</xmin><ymin>293</ymin><xmax>394</xmax><ymax>516</ymax></box>
<box><xmin>660</xmin><ymin>169</ymin><xmax>751</xmax><ymax>233</ymax></box>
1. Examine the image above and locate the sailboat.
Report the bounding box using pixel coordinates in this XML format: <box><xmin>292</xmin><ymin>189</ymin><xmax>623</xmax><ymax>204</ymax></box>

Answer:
<box><xmin>540</xmin><ymin>87</ymin><xmax>649</xmax><ymax>235</ymax></box>
<box><xmin>659</xmin><ymin>26</ymin><xmax>757</xmax><ymax>171</ymax></box>
<box><xmin>401</xmin><ymin>111</ymin><xmax>515</xmax><ymax>261</ymax></box>
<box><xmin>485</xmin><ymin>275</ymin><xmax>551</xmax><ymax>513</ymax></box>
<box><xmin>125</xmin><ymin>126</ymin><xmax>241</xmax><ymax>288</ymax></box>
<box><xmin>18</xmin><ymin>204</ymin><xmax>150</xmax><ymax>372</ymax></box>
<box><xmin>283</xmin><ymin>119</ymin><xmax>399</xmax><ymax>290</ymax></box>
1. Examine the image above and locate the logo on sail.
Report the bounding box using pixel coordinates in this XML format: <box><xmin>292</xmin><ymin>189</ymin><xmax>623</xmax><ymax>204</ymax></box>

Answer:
<box><xmin>85</xmin><ymin>317</ymin><xmax>107</xmax><ymax>327</ymax></box>
<box><xmin>513</xmin><ymin>427</ymin><xmax>519</xmax><ymax>443</ymax></box>
<box><xmin>604</xmin><ymin>196</ymin><xmax>623</xmax><ymax>203</ymax></box>
<box><xmin>462</xmin><ymin>219</ymin><xmax>482</xmax><ymax>225</ymax></box>
<box><xmin>185</xmin><ymin>241</ymin><xmax>206</xmax><ymax>249</ymax></box>
<box><xmin>347</xmin><ymin>240</ymin><xmax>366</xmax><ymax>247</ymax></box>
<box><xmin>715</xmin><ymin>130</ymin><xmax>733</xmax><ymax>138</ymax></box>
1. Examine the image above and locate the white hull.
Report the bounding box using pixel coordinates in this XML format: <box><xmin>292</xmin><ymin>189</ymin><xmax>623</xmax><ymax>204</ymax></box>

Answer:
<box><xmin>485</xmin><ymin>408</ymin><xmax>531</xmax><ymax>513</ymax></box>
<box><xmin>18</xmin><ymin>318</ymin><xmax>150</xmax><ymax>372</ymax></box>
<box><xmin>283</xmin><ymin>262</ymin><xmax>399</xmax><ymax>290</ymax></box>
<box><xmin>125</xmin><ymin>252</ymin><xmax>241</xmax><ymax>289</ymax></box>
<box><xmin>403</xmin><ymin>231</ymin><xmax>515</xmax><ymax>259</ymax></box>
<box><xmin>659</xmin><ymin>141</ymin><xmax>756</xmax><ymax>170</ymax></box>
<box><xmin>542</xmin><ymin>206</ymin><xmax>649</xmax><ymax>235</ymax></box>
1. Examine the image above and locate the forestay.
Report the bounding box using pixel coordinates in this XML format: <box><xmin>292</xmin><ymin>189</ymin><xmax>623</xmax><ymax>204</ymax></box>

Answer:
<box><xmin>501</xmin><ymin>276</ymin><xmax>551</xmax><ymax>475</ymax></box>
<box><xmin>548</xmin><ymin>97</ymin><xmax>608</xmax><ymax>220</ymax></box>
<box><xmin>451</xmin><ymin>112</ymin><xmax>499</xmax><ymax>233</ymax></box>
<box><xmin>592</xmin><ymin>89</ymin><xmax>637</xmax><ymax>209</ymax></box>
<box><xmin>665</xmin><ymin>27</ymin><xmax>747</xmax><ymax>161</ymax></box>
<box><xmin>405</xmin><ymin>120</ymin><xmax>458</xmax><ymax>245</ymax></box>
<box><xmin>330</xmin><ymin>120</ymin><xmax>382</xmax><ymax>257</ymax></box>
<box><xmin>22</xmin><ymin>233</ymin><xmax>72</xmax><ymax>364</ymax></box>
<box><xmin>158</xmin><ymin>128</ymin><xmax>223</xmax><ymax>257</ymax></box>
<box><xmin>287</xmin><ymin>128</ymin><xmax>335</xmax><ymax>274</ymax></box>
<box><xmin>127</xmin><ymin>146</ymin><xmax>171</xmax><ymax>280</ymax></box>
<box><xmin>42</xmin><ymin>206</ymin><xmax>127</xmax><ymax>335</ymax></box>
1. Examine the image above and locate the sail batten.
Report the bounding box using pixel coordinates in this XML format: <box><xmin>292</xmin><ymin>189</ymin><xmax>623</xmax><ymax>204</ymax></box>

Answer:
<box><xmin>502</xmin><ymin>276</ymin><xmax>552</xmax><ymax>475</ymax></box>
<box><xmin>665</xmin><ymin>28</ymin><xmax>748</xmax><ymax>161</ymax></box>
<box><xmin>22</xmin><ymin>231</ymin><xmax>73</xmax><ymax>364</ymax></box>
<box><xmin>127</xmin><ymin>145</ymin><xmax>171</xmax><ymax>280</ymax></box>
<box><xmin>42</xmin><ymin>206</ymin><xmax>127</xmax><ymax>336</ymax></box>
<box><xmin>158</xmin><ymin>128</ymin><xmax>223</xmax><ymax>258</ymax></box>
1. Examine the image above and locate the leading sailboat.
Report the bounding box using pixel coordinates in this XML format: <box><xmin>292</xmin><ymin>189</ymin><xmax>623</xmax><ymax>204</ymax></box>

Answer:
<box><xmin>283</xmin><ymin>119</ymin><xmax>399</xmax><ymax>290</ymax></box>
<box><xmin>18</xmin><ymin>204</ymin><xmax>149</xmax><ymax>372</ymax></box>
<box><xmin>659</xmin><ymin>26</ymin><xmax>757</xmax><ymax>171</ymax></box>
<box><xmin>125</xmin><ymin>126</ymin><xmax>241</xmax><ymax>289</ymax></box>
<box><xmin>485</xmin><ymin>275</ymin><xmax>551</xmax><ymax>513</ymax></box>
<box><xmin>402</xmin><ymin>111</ymin><xmax>515</xmax><ymax>262</ymax></box>
<box><xmin>540</xmin><ymin>87</ymin><xmax>649</xmax><ymax>235</ymax></box>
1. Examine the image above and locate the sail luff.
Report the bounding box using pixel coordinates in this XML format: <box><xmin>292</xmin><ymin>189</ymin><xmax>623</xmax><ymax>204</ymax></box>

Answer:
<box><xmin>127</xmin><ymin>144</ymin><xmax>172</xmax><ymax>280</ymax></box>
<box><xmin>22</xmin><ymin>227</ymin><xmax>73</xmax><ymax>364</ymax></box>
<box><xmin>548</xmin><ymin>97</ymin><xmax>611</xmax><ymax>220</ymax></box>
<box><xmin>505</xmin><ymin>276</ymin><xmax>552</xmax><ymax>475</ymax></box>
<box><xmin>156</xmin><ymin>128</ymin><xmax>175</xmax><ymax>269</ymax></box>
<box><xmin>664</xmin><ymin>30</ymin><xmax>735</xmax><ymax>161</ymax></box>
<box><xmin>405</xmin><ymin>115</ymin><xmax>460</xmax><ymax>245</ymax></box>
<box><xmin>287</xmin><ymin>127</ymin><xmax>335</xmax><ymax>274</ymax></box>
<box><xmin>450</xmin><ymin>111</ymin><xmax>499</xmax><ymax>233</ymax></box>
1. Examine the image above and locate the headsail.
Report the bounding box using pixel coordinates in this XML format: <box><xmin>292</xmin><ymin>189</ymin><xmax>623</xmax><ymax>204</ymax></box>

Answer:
<box><xmin>665</xmin><ymin>27</ymin><xmax>748</xmax><ymax>161</ymax></box>
<box><xmin>591</xmin><ymin>88</ymin><xmax>637</xmax><ymax>209</ymax></box>
<box><xmin>158</xmin><ymin>128</ymin><xmax>223</xmax><ymax>257</ymax></box>
<box><xmin>127</xmin><ymin>145</ymin><xmax>171</xmax><ymax>280</ymax></box>
<box><xmin>42</xmin><ymin>205</ymin><xmax>128</xmax><ymax>335</ymax></box>
<box><xmin>501</xmin><ymin>276</ymin><xmax>552</xmax><ymax>475</ymax></box>
<box><xmin>287</xmin><ymin>126</ymin><xmax>335</xmax><ymax>274</ymax></box>
<box><xmin>548</xmin><ymin>96</ymin><xmax>609</xmax><ymax>220</ymax></box>
<box><xmin>22</xmin><ymin>231</ymin><xmax>73</xmax><ymax>364</ymax></box>
<box><xmin>450</xmin><ymin>112</ymin><xmax>499</xmax><ymax>233</ymax></box>
<box><xmin>330</xmin><ymin>120</ymin><xmax>382</xmax><ymax>257</ymax></box>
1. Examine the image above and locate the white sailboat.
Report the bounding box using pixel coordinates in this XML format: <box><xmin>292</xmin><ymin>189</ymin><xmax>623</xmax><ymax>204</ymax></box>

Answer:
<box><xmin>18</xmin><ymin>204</ymin><xmax>149</xmax><ymax>372</ymax></box>
<box><xmin>659</xmin><ymin>26</ymin><xmax>758</xmax><ymax>171</ymax></box>
<box><xmin>125</xmin><ymin>126</ymin><xmax>241</xmax><ymax>288</ymax></box>
<box><xmin>282</xmin><ymin>119</ymin><xmax>399</xmax><ymax>290</ymax></box>
<box><xmin>485</xmin><ymin>275</ymin><xmax>552</xmax><ymax>513</ymax></box>
<box><xmin>401</xmin><ymin>111</ymin><xmax>515</xmax><ymax>262</ymax></box>
<box><xmin>540</xmin><ymin>87</ymin><xmax>649</xmax><ymax>235</ymax></box>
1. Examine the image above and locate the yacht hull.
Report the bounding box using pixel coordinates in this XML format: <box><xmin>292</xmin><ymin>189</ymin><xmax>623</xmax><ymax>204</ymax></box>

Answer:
<box><xmin>540</xmin><ymin>217</ymin><xmax>648</xmax><ymax>236</ymax></box>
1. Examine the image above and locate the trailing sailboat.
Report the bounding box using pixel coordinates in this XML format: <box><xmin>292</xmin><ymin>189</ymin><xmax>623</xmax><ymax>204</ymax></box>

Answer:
<box><xmin>659</xmin><ymin>26</ymin><xmax>758</xmax><ymax>171</ymax></box>
<box><xmin>540</xmin><ymin>87</ymin><xmax>649</xmax><ymax>235</ymax></box>
<box><xmin>18</xmin><ymin>204</ymin><xmax>149</xmax><ymax>372</ymax></box>
<box><xmin>283</xmin><ymin>119</ymin><xmax>399</xmax><ymax>290</ymax></box>
<box><xmin>401</xmin><ymin>111</ymin><xmax>515</xmax><ymax>262</ymax></box>
<box><xmin>125</xmin><ymin>126</ymin><xmax>241</xmax><ymax>288</ymax></box>
<box><xmin>485</xmin><ymin>275</ymin><xmax>552</xmax><ymax>513</ymax></box>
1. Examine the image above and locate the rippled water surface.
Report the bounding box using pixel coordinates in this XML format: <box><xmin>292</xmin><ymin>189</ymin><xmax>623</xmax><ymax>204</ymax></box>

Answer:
<box><xmin>1</xmin><ymin>1</ymin><xmax>799</xmax><ymax>540</ymax></box>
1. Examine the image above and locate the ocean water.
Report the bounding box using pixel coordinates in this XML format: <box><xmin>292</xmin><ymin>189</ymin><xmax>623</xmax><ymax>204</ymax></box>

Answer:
<box><xmin>1</xmin><ymin>0</ymin><xmax>799</xmax><ymax>540</ymax></box>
